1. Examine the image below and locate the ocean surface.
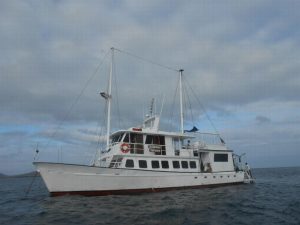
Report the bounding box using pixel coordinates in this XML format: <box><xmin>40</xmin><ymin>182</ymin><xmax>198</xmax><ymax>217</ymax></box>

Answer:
<box><xmin>0</xmin><ymin>167</ymin><xmax>299</xmax><ymax>225</ymax></box>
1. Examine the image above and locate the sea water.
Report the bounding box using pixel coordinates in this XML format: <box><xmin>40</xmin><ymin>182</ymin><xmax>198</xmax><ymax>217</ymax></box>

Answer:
<box><xmin>0</xmin><ymin>167</ymin><xmax>299</xmax><ymax>225</ymax></box>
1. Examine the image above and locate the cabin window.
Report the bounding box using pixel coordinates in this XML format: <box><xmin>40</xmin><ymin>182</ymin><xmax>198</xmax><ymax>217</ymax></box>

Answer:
<box><xmin>145</xmin><ymin>135</ymin><xmax>153</xmax><ymax>144</ymax></box>
<box><xmin>151</xmin><ymin>160</ymin><xmax>160</xmax><ymax>169</ymax></box>
<box><xmin>181</xmin><ymin>161</ymin><xmax>188</xmax><ymax>169</ymax></box>
<box><xmin>123</xmin><ymin>133</ymin><xmax>129</xmax><ymax>142</ymax></box>
<box><xmin>139</xmin><ymin>160</ymin><xmax>147</xmax><ymax>168</ymax></box>
<box><xmin>161</xmin><ymin>161</ymin><xmax>169</xmax><ymax>169</ymax></box>
<box><xmin>130</xmin><ymin>133</ymin><xmax>144</xmax><ymax>154</ymax></box>
<box><xmin>214</xmin><ymin>153</ymin><xmax>228</xmax><ymax>162</ymax></box>
<box><xmin>145</xmin><ymin>135</ymin><xmax>166</xmax><ymax>155</ymax></box>
<box><xmin>125</xmin><ymin>159</ymin><xmax>134</xmax><ymax>168</ymax></box>
<box><xmin>146</xmin><ymin>135</ymin><xmax>164</xmax><ymax>144</ymax></box>
<box><xmin>190</xmin><ymin>161</ymin><xmax>197</xmax><ymax>169</ymax></box>
<box><xmin>172</xmin><ymin>161</ymin><xmax>180</xmax><ymax>169</ymax></box>
<box><xmin>111</xmin><ymin>133</ymin><xmax>124</xmax><ymax>144</ymax></box>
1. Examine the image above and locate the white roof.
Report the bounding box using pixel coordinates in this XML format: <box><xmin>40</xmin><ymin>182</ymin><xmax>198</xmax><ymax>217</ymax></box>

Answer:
<box><xmin>111</xmin><ymin>128</ymin><xmax>196</xmax><ymax>139</ymax></box>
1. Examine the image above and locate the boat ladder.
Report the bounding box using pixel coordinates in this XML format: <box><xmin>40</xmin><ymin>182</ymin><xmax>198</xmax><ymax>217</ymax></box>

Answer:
<box><xmin>244</xmin><ymin>169</ymin><xmax>255</xmax><ymax>184</ymax></box>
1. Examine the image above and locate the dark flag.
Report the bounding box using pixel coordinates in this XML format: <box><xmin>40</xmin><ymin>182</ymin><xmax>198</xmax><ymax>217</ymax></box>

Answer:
<box><xmin>184</xmin><ymin>126</ymin><xmax>199</xmax><ymax>132</ymax></box>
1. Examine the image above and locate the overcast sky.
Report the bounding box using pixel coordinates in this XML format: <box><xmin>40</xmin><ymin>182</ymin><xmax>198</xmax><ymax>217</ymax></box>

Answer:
<box><xmin>1</xmin><ymin>0</ymin><xmax>300</xmax><ymax>175</ymax></box>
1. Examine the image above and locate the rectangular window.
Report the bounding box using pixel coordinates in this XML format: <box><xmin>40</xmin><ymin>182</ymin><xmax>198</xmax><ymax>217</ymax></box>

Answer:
<box><xmin>190</xmin><ymin>161</ymin><xmax>197</xmax><ymax>169</ymax></box>
<box><xmin>181</xmin><ymin>161</ymin><xmax>188</xmax><ymax>169</ymax></box>
<box><xmin>172</xmin><ymin>161</ymin><xmax>180</xmax><ymax>169</ymax></box>
<box><xmin>151</xmin><ymin>160</ymin><xmax>160</xmax><ymax>169</ymax></box>
<box><xmin>161</xmin><ymin>161</ymin><xmax>169</xmax><ymax>169</ymax></box>
<box><xmin>123</xmin><ymin>133</ymin><xmax>129</xmax><ymax>142</ymax></box>
<box><xmin>145</xmin><ymin>135</ymin><xmax>166</xmax><ymax>155</ymax></box>
<box><xmin>214</xmin><ymin>153</ymin><xmax>228</xmax><ymax>162</ymax></box>
<box><xmin>125</xmin><ymin>159</ymin><xmax>134</xmax><ymax>168</ymax></box>
<box><xmin>111</xmin><ymin>133</ymin><xmax>124</xmax><ymax>143</ymax></box>
<box><xmin>130</xmin><ymin>133</ymin><xmax>144</xmax><ymax>154</ymax></box>
<box><xmin>139</xmin><ymin>160</ymin><xmax>147</xmax><ymax>168</ymax></box>
<box><xmin>145</xmin><ymin>135</ymin><xmax>153</xmax><ymax>144</ymax></box>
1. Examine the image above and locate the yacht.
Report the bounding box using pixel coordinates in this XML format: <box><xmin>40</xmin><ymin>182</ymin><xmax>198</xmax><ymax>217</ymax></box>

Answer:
<box><xmin>34</xmin><ymin>47</ymin><xmax>254</xmax><ymax>196</ymax></box>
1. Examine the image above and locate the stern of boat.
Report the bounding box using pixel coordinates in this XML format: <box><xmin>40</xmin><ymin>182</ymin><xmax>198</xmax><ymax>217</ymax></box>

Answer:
<box><xmin>243</xmin><ymin>168</ymin><xmax>255</xmax><ymax>184</ymax></box>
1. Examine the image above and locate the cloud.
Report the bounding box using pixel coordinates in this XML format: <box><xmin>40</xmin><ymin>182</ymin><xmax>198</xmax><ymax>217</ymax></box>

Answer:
<box><xmin>1</xmin><ymin>0</ymin><xmax>300</xmax><ymax>174</ymax></box>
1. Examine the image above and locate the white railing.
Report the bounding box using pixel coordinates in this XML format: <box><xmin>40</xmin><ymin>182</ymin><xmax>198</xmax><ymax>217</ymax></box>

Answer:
<box><xmin>189</xmin><ymin>132</ymin><xmax>225</xmax><ymax>145</ymax></box>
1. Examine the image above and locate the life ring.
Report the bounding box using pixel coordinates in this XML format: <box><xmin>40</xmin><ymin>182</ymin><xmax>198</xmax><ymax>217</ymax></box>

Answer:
<box><xmin>120</xmin><ymin>143</ymin><xmax>130</xmax><ymax>153</ymax></box>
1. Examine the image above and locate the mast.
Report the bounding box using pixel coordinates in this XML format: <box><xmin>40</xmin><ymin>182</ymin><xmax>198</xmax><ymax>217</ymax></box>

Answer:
<box><xmin>106</xmin><ymin>47</ymin><xmax>114</xmax><ymax>149</ymax></box>
<box><xmin>179</xmin><ymin>69</ymin><xmax>184</xmax><ymax>134</ymax></box>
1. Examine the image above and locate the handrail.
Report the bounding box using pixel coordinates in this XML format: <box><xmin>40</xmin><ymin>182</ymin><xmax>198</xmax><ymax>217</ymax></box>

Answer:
<box><xmin>188</xmin><ymin>132</ymin><xmax>224</xmax><ymax>145</ymax></box>
<box><xmin>111</xmin><ymin>142</ymin><xmax>167</xmax><ymax>155</ymax></box>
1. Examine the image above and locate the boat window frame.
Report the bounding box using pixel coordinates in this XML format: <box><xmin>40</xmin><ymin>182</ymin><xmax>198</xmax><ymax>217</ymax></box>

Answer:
<box><xmin>145</xmin><ymin>134</ymin><xmax>166</xmax><ymax>155</ymax></box>
<box><xmin>181</xmin><ymin>161</ymin><xmax>188</xmax><ymax>169</ymax></box>
<box><xmin>172</xmin><ymin>161</ymin><xmax>180</xmax><ymax>169</ymax></box>
<box><xmin>189</xmin><ymin>161</ymin><xmax>197</xmax><ymax>169</ymax></box>
<box><xmin>111</xmin><ymin>132</ymin><xmax>125</xmax><ymax>144</ymax></box>
<box><xmin>130</xmin><ymin>132</ymin><xmax>144</xmax><ymax>154</ymax></box>
<box><xmin>138</xmin><ymin>160</ymin><xmax>147</xmax><ymax>168</ymax></box>
<box><xmin>161</xmin><ymin>160</ymin><xmax>169</xmax><ymax>169</ymax></box>
<box><xmin>123</xmin><ymin>132</ymin><xmax>130</xmax><ymax>143</ymax></box>
<box><xmin>151</xmin><ymin>160</ymin><xmax>160</xmax><ymax>169</ymax></box>
<box><xmin>125</xmin><ymin>159</ymin><xmax>134</xmax><ymax>168</ymax></box>
<box><xmin>214</xmin><ymin>153</ymin><xmax>228</xmax><ymax>162</ymax></box>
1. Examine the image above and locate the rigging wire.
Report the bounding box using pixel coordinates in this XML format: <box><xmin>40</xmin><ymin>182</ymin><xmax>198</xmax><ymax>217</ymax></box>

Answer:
<box><xmin>112</xmin><ymin>55</ymin><xmax>123</xmax><ymax>130</ymax></box>
<box><xmin>114</xmin><ymin>48</ymin><xmax>179</xmax><ymax>73</ymax></box>
<box><xmin>168</xmin><ymin>76</ymin><xmax>180</xmax><ymax>131</ymax></box>
<box><xmin>88</xmin><ymin>92</ymin><xmax>108</xmax><ymax>165</ymax></box>
<box><xmin>44</xmin><ymin>50</ymin><xmax>111</xmax><ymax>150</ymax></box>
<box><xmin>91</xmin><ymin>99</ymin><xmax>107</xmax><ymax>165</ymax></box>
<box><xmin>183</xmin><ymin>75</ymin><xmax>220</xmax><ymax>135</ymax></box>
<box><xmin>182</xmin><ymin>78</ymin><xmax>195</xmax><ymax>126</ymax></box>
<box><xmin>114</xmin><ymin>47</ymin><xmax>221</xmax><ymax>137</ymax></box>
<box><xmin>183</xmin><ymin>81</ymin><xmax>188</xmax><ymax>127</ymax></box>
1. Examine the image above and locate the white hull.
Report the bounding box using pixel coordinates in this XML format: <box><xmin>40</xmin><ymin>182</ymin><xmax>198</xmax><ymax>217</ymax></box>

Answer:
<box><xmin>34</xmin><ymin>162</ymin><xmax>246</xmax><ymax>196</ymax></box>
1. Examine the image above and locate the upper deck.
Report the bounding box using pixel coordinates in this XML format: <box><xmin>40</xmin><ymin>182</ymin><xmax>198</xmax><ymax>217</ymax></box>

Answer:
<box><xmin>100</xmin><ymin>127</ymin><xmax>230</xmax><ymax>160</ymax></box>
<box><xmin>98</xmin><ymin>128</ymin><xmax>234</xmax><ymax>173</ymax></box>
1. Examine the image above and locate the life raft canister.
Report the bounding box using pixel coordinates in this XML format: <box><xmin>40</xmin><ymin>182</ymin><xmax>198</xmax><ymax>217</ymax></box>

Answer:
<box><xmin>120</xmin><ymin>143</ymin><xmax>130</xmax><ymax>153</ymax></box>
